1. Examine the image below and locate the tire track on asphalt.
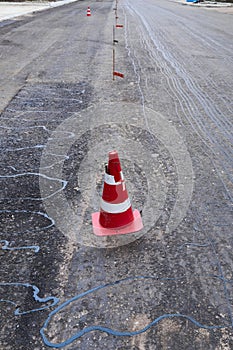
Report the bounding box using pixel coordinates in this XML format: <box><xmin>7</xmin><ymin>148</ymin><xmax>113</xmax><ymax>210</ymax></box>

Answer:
<box><xmin>123</xmin><ymin>0</ymin><xmax>233</xmax><ymax>200</ymax></box>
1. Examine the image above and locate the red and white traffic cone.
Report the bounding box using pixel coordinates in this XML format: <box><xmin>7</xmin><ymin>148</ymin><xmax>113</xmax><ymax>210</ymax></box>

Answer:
<box><xmin>87</xmin><ymin>7</ymin><xmax>91</xmax><ymax>16</ymax></box>
<box><xmin>92</xmin><ymin>150</ymin><xmax>143</xmax><ymax>236</ymax></box>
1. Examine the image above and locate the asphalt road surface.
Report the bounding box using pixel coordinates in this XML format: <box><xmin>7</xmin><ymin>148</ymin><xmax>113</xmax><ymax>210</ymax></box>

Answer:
<box><xmin>0</xmin><ymin>0</ymin><xmax>232</xmax><ymax>349</ymax></box>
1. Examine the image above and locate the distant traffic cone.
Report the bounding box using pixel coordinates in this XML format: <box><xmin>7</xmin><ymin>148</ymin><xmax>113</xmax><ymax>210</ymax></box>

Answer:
<box><xmin>92</xmin><ymin>150</ymin><xmax>143</xmax><ymax>236</ymax></box>
<box><xmin>87</xmin><ymin>7</ymin><xmax>91</xmax><ymax>16</ymax></box>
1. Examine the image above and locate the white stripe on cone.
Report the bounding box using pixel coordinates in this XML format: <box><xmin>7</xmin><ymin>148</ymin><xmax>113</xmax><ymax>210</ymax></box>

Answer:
<box><xmin>104</xmin><ymin>173</ymin><xmax>120</xmax><ymax>185</ymax></box>
<box><xmin>100</xmin><ymin>198</ymin><xmax>131</xmax><ymax>214</ymax></box>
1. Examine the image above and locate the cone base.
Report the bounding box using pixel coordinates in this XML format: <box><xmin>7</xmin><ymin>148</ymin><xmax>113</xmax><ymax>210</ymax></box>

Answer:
<box><xmin>92</xmin><ymin>209</ymin><xmax>143</xmax><ymax>237</ymax></box>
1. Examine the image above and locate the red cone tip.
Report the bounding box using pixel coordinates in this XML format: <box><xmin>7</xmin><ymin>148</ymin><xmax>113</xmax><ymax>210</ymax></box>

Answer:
<box><xmin>107</xmin><ymin>150</ymin><xmax>122</xmax><ymax>182</ymax></box>
<box><xmin>109</xmin><ymin>150</ymin><xmax>119</xmax><ymax>160</ymax></box>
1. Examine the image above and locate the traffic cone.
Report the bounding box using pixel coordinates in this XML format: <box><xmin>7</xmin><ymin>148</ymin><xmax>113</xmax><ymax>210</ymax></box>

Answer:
<box><xmin>87</xmin><ymin>7</ymin><xmax>91</xmax><ymax>16</ymax></box>
<box><xmin>92</xmin><ymin>150</ymin><xmax>143</xmax><ymax>236</ymax></box>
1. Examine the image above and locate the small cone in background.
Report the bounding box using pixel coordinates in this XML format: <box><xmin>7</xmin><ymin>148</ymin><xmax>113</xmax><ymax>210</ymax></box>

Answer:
<box><xmin>92</xmin><ymin>150</ymin><xmax>143</xmax><ymax>236</ymax></box>
<box><xmin>87</xmin><ymin>7</ymin><xmax>91</xmax><ymax>16</ymax></box>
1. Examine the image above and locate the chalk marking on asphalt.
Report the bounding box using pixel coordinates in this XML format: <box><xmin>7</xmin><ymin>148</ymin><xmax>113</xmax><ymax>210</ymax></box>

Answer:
<box><xmin>0</xmin><ymin>172</ymin><xmax>67</xmax><ymax>200</ymax></box>
<box><xmin>39</xmin><ymin>275</ymin><xmax>228</xmax><ymax>348</ymax></box>
<box><xmin>178</xmin><ymin>241</ymin><xmax>211</xmax><ymax>249</ymax></box>
<box><xmin>4</xmin><ymin>145</ymin><xmax>45</xmax><ymax>152</ymax></box>
<box><xmin>0</xmin><ymin>282</ymin><xmax>59</xmax><ymax>315</ymax></box>
<box><xmin>0</xmin><ymin>240</ymin><xmax>40</xmax><ymax>252</ymax></box>
<box><xmin>0</xmin><ymin>209</ymin><xmax>55</xmax><ymax>233</ymax></box>
<box><xmin>0</xmin><ymin>124</ymin><xmax>76</xmax><ymax>139</ymax></box>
